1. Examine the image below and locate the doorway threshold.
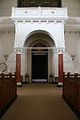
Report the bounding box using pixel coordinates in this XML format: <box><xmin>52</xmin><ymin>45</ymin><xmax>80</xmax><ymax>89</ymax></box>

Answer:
<box><xmin>32</xmin><ymin>79</ymin><xmax>47</xmax><ymax>82</ymax></box>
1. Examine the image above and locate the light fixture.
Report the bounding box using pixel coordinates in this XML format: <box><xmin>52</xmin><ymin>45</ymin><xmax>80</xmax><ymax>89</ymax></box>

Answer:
<box><xmin>71</xmin><ymin>54</ymin><xmax>76</xmax><ymax>61</ymax></box>
<box><xmin>3</xmin><ymin>54</ymin><xmax>8</xmax><ymax>61</ymax></box>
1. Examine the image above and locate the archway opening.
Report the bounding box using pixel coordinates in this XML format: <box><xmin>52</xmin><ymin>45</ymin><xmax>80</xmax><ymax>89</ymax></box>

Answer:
<box><xmin>32</xmin><ymin>42</ymin><xmax>48</xmax><ymax>82</ymax></box>
<box><xmin>24</xmin><ymin>31</ymin><xmax>55</xmax><ymax>83</ymax></box>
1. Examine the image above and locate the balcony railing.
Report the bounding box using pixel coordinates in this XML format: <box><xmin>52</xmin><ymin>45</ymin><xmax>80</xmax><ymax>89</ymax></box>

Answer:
<box><xmin>11</xmin><ymin>7</ymin><xmax>68</xmax><ymax>21</ymax></box>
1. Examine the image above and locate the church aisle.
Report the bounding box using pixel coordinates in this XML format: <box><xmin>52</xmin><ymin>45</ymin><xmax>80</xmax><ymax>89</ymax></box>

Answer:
<box><xmin>1</xmin><ymin>84</ymin><xmax>79</xmax><ymax>120</ymax></box>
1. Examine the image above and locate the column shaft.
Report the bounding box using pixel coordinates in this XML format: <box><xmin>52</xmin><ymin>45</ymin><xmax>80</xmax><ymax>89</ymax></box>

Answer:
<box><xmin>58</xmin><ymin>54</ymin><xmax>63</xmax><ymax>83</ymax></box>
<box><xmin>16</xmin><ymin>54</ymin><xmax>21</xmax><ymax>86</ymax></box>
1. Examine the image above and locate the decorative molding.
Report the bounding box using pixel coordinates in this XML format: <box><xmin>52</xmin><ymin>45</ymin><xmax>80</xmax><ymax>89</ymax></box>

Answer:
<box><xmin>17</xmin><ymin>82</ymin><xmax>22</xmax><ymax>86</ymax></box>
<box><xmin>0</xmin><ymin>16</ymin><xmax>80</xmax><ymax>32</ymax></box>
<box><xmin>14</xmin><ymin>48</ymin><xmax>22</xmax><ymax>54</ymax></box>
<box><xmin>13</xmin><ymin>19</ymin><xmax>67</xmax><ymax>24</ymax></box>
<box><xmin>66</xmin><ymin>17</ymin><xmax>80</xmax><ymax>24</ymax></box>
<box><xmin>57</xmin><ymin>82</ymin><xmax>63</xmax><ymax>86</ymax></box>
<box><xmin>65</xmin><ymin>17</ymin><xmax>80</xmax><ymax>32</ymax></box>
<box><xmin>14</xmin><ymin>47</ymin><xmax>26</xmax><ymax>54</ymax></box>
<box><xmin>57</xmin><ymin>48</ymin><xmax>65</xmax><ymax>54</ymax></box>
<box><xmin>64</xmin><ymin>31</ymin><xmax>80</xmax><ymax>34</ymax></box>
<box><xmin>0</xmin><ymin>31</ymin><xmax>14</xmax><ymax>34</ymax></box>
<box><xmin>11</xmin><ymin>7</ymin><xmax>68</xmax><ymax>23</ymax></box>
<box><xmin>0</xmin><ymin>62</ymin><xmax>7</xmax><ymax>72</ymax></box>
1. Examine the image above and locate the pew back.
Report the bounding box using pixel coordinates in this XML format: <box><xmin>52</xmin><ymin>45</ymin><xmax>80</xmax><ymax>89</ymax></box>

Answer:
<box><xmin>0</xmin><ymin>73</ymin><xmax>17</xmax><ymax>116</ymax></box>
<box><xmin>63</xmin><ymin>72</ymin><xmax>80</xmax><ymax>114</ymax></box>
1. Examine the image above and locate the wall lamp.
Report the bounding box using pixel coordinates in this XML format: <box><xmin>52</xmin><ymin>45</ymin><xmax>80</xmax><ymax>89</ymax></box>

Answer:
<box><xmin>71</xmin><ymin>54</ymin><xmax>76</xmax><ymax>61</ymax></box>
<box><xmin>4</xmin><ymin>54</ymin><xmax>8</xmax><ymax>61</ymax></box>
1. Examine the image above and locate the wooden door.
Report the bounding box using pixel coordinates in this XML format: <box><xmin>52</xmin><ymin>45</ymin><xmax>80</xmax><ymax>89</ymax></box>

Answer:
<box><xmin>32</xmin><ymin>54</ymin><xmax>48</xmax><ymax>80</ymax></box>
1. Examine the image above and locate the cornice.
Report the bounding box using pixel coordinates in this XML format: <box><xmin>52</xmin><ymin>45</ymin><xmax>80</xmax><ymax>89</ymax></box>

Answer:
<box><xmin>0</xmin><ymin>16</ymin><xmax>80</xmax><ymax>32</ymax></box>
<box><xmin>65</xmin><ymin>17</ymin><xmax>80</xmax><ymax>31</ymax></box>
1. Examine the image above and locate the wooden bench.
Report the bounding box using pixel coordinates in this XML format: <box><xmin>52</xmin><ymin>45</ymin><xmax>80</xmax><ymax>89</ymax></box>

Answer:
<box><xmin>63</xmin><ymin>72</ymin><xmax>80</xmax><ymax>116</ymax></box>
<box><xmin>0</xmin><ymin>73</ymin><xmax>17</xmax><ymax>118</ymax></box>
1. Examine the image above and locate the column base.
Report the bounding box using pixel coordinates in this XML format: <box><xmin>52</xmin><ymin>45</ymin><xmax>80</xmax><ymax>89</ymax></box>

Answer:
<box><xmin>57</xmin><ymin>82</ymin><xmax>63</xmax><ymax>87</ymax></box>
<box><xmin>17</xmin><ymin>82</ymin><xmax>22</xmax><ymax>87</ymax></box>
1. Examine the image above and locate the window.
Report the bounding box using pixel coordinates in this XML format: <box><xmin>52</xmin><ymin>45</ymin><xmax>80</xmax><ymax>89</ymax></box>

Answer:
<box><xmin>17</xmin><ymin>0</ymin><xmax>62</xmax><ymax>7</ymax></box>
<box><xmin>29</xmin><ymin>0</ymin><xmax>36</xmax><ymax>7</ymax></box>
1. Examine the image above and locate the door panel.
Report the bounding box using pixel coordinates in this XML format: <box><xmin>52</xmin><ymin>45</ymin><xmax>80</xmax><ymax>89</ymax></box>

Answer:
<box><xmin>32</xmin><ymin>54</ymin><xmax>48</xmax><ymax>80</ymax></box>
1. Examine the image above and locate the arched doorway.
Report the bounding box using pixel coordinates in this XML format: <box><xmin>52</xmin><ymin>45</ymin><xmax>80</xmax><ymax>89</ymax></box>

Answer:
<box><xmin>12</xmin><ymin>6</ymin><xmax>67</xmax><ymax>85</ymax></box>
<box><xmin>24</xmin><ymin>31</ymin><xmax>55</xmax><ymax>83</ymax></box>
<box><xmin>32</xmin><ymin>43</ymin><xmax>48</xmax><ymax>82</ymax></box>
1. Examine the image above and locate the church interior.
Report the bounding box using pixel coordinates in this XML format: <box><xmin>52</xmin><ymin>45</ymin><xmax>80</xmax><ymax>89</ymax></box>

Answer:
<box><xmin>0</xmin><ymin>0</ymin><xmax>80</xmax><ymax>119</ymax></box>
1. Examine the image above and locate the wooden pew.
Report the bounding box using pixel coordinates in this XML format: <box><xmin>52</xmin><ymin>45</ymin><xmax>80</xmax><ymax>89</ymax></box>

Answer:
<box><xmin>0</xmin><ymin>73</ymin><xmax>17</xmax><ymax>118</ymax></box>
<box><xmin>63</xmin><ymin>72</ymin><xmax>80</xmax><ymax>116</ymax></box>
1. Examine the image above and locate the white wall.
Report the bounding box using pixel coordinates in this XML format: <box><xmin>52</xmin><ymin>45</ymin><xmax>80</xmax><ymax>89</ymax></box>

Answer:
<box><xmin>0</xmin><ymin>31</ymin><xmax>15</xmax><ymax>73</ymax></box>
<box><xmin>0</xmin><ymin>37</ymin><xmax>2</xmax><ymax>57</ymax></box>
<box><xmin>62</xmin><ymin>0</ymin><xmax>80</xmax><ymax>16</ymax></box>
<box><xmin>7</xmin><ymin>51</ymin><xmax>16</xmax><ymax>73</ymax></box>
<box><xmin>77</xmin><ymin>33</ymin><xmax>80</xmax><ymax>72</ymax></box>
<box><xmin>53</xmin><ymin>52</ymin><xmax>58</xmax><ymax>77</ymax></box>
<box><xmin>0</xmin><ymin>0</ymin><xmax>17</xmax><ymax>16</ymax></box>
<box><xmin>64</xmin><ymin>31</ymin><xmax>80</xmax><ymax>73</ymax></box>
<box><xmin>0</xmin><ymin>31</ymin><xmax>14</xmax><ymax>55</ymax></box>
<box><xmin>14</xmin><ymin>22</ymin><xmax>65</xmax><ymax>48</ymax></box>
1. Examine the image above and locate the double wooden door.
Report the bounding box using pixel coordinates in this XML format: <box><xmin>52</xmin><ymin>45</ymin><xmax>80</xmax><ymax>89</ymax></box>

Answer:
<box><xmin>32</xmin><ymin>54</ymin><xmax>48</xmax><ymax>81</ymax></box>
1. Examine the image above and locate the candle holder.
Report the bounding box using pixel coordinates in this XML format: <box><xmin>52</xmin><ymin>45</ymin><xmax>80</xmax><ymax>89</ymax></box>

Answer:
<box><xmin>71</xmin><ymin>54</ymin><xmax>76</xmax><ymax>61</ymax></box>
<box><xmin>3</xmin><ymin>54</ymin><xmax>8</xmax><ymax>61</ymax></box>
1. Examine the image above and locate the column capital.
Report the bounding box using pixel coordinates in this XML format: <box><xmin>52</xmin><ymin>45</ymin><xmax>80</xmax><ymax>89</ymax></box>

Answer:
<box><xmin>14</xmin><ymin>47</ymin><xmax>25</xmax><ymax>54</ymax></box>
<box><xmin>57</xmin><ymin>48</ymin><xmax>65</xmax><ymax>54</ymax></box>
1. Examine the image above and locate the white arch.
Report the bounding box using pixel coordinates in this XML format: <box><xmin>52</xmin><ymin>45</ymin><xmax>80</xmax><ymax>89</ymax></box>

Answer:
<box><xmin>14</xmin><ymin>23</ymin><xmax>65</xmax><ymax>48</ymax></box>
<box><xmin>23</xmin><ymin>29</ymin><xmax>56</xmax><ymax>47</ymax></box>
<box><xmin>23</xmin><ymin>30</ymin><xmax>55</xmax><ymax>48</ymax></box>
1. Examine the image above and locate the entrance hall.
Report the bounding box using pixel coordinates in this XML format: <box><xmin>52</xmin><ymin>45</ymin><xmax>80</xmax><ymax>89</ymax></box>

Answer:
<box><xmin>0</xmin><ymin>0</ymin><xmax>80</xmax><ymax>120</ymax></box>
